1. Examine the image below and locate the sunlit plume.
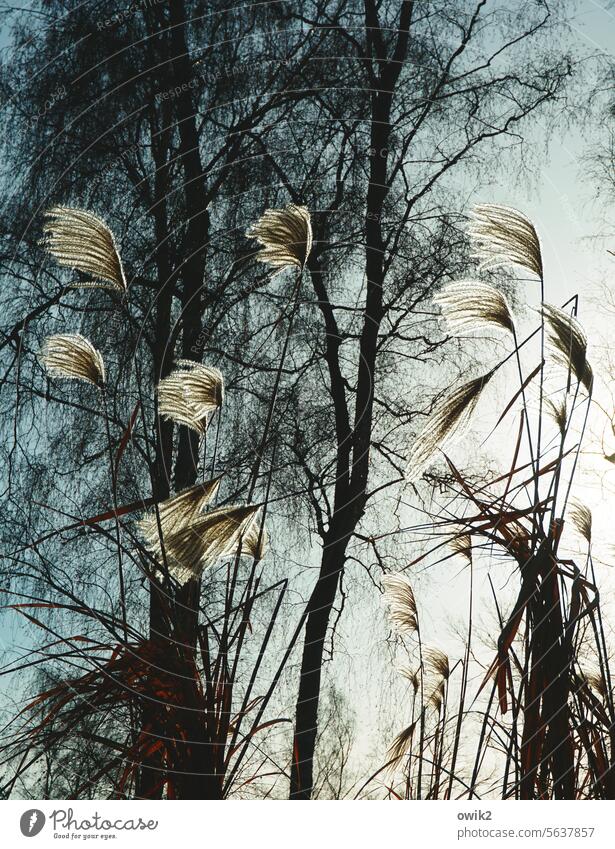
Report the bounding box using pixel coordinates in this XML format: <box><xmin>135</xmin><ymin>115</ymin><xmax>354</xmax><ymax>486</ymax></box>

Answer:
<box><xmin>157</xmin><ymin>362</ymin><xmax>224</xmax><ymax>433</ymax></box>
<box><xmin>42</xmin><ymin>206</ymin><xmax>127</xmax><ymax>293</ymax></box>
<box><xmin>382</xmin><ymin>573</ymin><xmax>418</xmax><ymax>636</ymax></box>
<box><xmin>542</xmin><ymin>303</ymin><xmax>593</xmax><ymax>394</ymax></box>
<box><xmin>469</xmin><ymin>204</ymin><xmax>543</xmax><ymax>280</ymax></box>
<box><xmin>406</xmin><ymin>372</ymin><xmax>492</xmax><ymax>481</ymax></box>
<box><xmin>247</xmin><ymin>204</ymin><xmax>313</xmax><ymax>272</ymax></box>
<box><xmin>434</xmin><ymin>280</ymin><xmax>515</xmax><ymax>335</ymax></box>
<box><xmin>138</xmin><ymin>478</ymin><xmax>222</xmax><ymax>558</ymax></box>
<box><xmin>150</xmin><ymin>503</ymin><xmax>267</xmax><ymax>585</ymax></box>
<box><xmin>40</xmin><ymin>333</ymin><xmax>106</xmax><ymax>387</ymax></box>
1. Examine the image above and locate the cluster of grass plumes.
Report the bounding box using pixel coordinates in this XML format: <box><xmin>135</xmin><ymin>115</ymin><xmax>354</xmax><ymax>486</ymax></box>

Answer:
<box><xmin>147</xmin><ymin>503</ymin><xmax>267</xmax><ymax>585</ymax></box>
<box><xmin>371</xmin><ymin>205</ymin><xmax>612</xmax><ymax>801</ymax></box>
<box><xmin>378</xmin><ymin>572</ymin><xmax>459</xmax><ymax>799</ymax></box>
<box><xmin>2</xmin><ymin>202</ymin><xmax>313</xmax><ymax>799</ymax></box>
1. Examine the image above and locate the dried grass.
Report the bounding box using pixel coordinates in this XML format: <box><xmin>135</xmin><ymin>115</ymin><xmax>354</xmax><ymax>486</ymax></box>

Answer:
<box><xmin>406</xmin><ymin>372</ymin><xmax>492</xmax><ymax>481</ymax></box>
<box><xmin>157</xmin><ymin>362</ymin><xmax>224</xmax><ymax>433</ymax></box>
<box><xmin>138</xmin><ymin>478</ymin><xmax>221</xmax><ymax>557</ymax></box>
<box><xmin>382</xmin><ymin>573</ymin><xmax>418</xmax><ymax>635</ymax></box>
<box><xmin>40</xmin><ymin>334</ymin><xmax>105</xmax><ymax>387</ymax></box>
<box><xmin>42</xmin><ymin>206</ymin><xmax>127</xmax><ymax>292</ymax></box>
<box><xmin>152</xmin><ymin>504</ymin><xmax>266</xmax><ymax>584</ymax></box>
<box><xmin>434</xmin><ymin>280</ymin><xmax>514</xmax><ymax>335</ymax></box>
<box><xmin>247</xmin><ymin>204</ymin><xmax>312</xmax><ymax>272</ymax></box>
<box><xmin>542</xmin><ymin>303</ymin><xmax>593</xmax><ymax>394</ymax></box>
<box><xmin>469</xmin><ymin>204</ymin><xmax>543</xmax><ymax>279</ymax></box>
<box><xmin>568</xmin><ymin>500</ymin><xmax>592</xmax><ymax>545</ymax></box>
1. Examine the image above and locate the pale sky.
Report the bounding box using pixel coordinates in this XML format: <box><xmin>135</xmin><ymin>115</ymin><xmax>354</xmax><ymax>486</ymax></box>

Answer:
<box><xmin>4</xmin><ymin>0</ymin><xmax>615</xmax><ymax>795</ymax></box>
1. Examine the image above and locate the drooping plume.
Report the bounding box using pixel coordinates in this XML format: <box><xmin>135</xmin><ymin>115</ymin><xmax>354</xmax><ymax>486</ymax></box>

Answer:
<box><xmin>544</xmin><ymin>395</ymin><xmax>568</xmax><ymax>437</ymax></box>
<box><xmin>399</xmin><ymin>666</ymin><xmax>420</xmax><ymax>693</ymax></box>
<box><xmin>42</xmin><ymin>207</ymin><xmax>127</xmax><ymax>293</ymax></box>
<box><xmin>581</xmin><ymin>667</ymin><xmax>607</xmax><ymax>698</ymax></box>
<box><xmin>568</xmin><ymin>500</ymin><xmax>592</xmax><ymax>545</ymax></box>
<box><xmin>449</xmin><ymin>533</ymin><xmax>472</xmax><ymax>564</ymax></box>
<box><xmin>387</xmin><ymin>720</ymin><xmax>418</xmax><ymax>765</ymax></box>
<box><xmin>157</xmin><ymin>362</ymin><xmax>224</xmax><ymax>433</ymax></box>
<box><xmin>542</xmin><ymin>303</ymin><xmax>593</xmax><ymax>394</ymax></box>
<box><xmin>406</xmin><ymin>372</ymin><xmax>492</xmax><ymax>481</ymax></box>
<box><xmin>424</xmin><ymin>647</ymin><xmax>450</xmax><ymax>681</ymax></box>
<box><xmin>469</xmin><ymin>204</ymin><xmax>543</xmax><ymax>280</ymax></box>
<box><xmin>152</xmin><ymin>503</ymin><xmax>266</xmax><ymax>585</ymax></box>
<box><xmin>424</xmin><ymin>648</ymin><xmax>450</xmax><ymax>712</ymax></box>
<box><xmin>247</xmin><ymin>204</ymin><xmax>312</xmax><ymax>272</ymax></box>
<box><xmin>382</xmin><ymin>573</ymin><xmax>418</xmax><ymax>636</ymax></box>
<box><xmin>40</xmin><ymin>334</ymin><xmax>105</xmax><ymax>387</ymax></box>
<box><xmin>434</xmin><ymin>281</ymin><xmax>515</xmax><ymax>335</ymax></box>
<box><xmin>138</xmin><ymin>477</ymin><xmax>222</xmax><ymax>558</ymax></box>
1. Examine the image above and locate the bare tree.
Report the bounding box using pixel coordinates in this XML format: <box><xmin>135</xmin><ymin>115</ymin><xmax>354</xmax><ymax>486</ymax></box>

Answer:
<box><xmin>255</xmin><ymin>0</ymin><xmax>573</xmax><ymax>798</ymax></box>
<box><xmin>0</xmin><ymin>0</ymin><xmax>575</xmax><ymax>800</ymax></box>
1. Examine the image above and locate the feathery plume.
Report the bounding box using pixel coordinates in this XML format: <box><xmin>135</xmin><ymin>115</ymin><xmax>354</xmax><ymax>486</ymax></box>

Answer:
<box><xmin>406</xmin><ymin>372</ymin><xmax>493</xmax><ymax>481</ymax></box>
<box><xmin>42</xmin><ymin>207</ymin><xmax>127</xmax><ymax>292</ymax></box>
<box><xmin>382</xmin><ymin>573</ymin><xmax>418</xmax><ymax>635</ymax></box>
<box><xmin>398</xmin><ymin>666</ymin><xmax>420</xmax><ymax>693</ymax></box>
<box><xmin>434</xmin><ymin>281</ymin><xmax>515</xmax><ymax>335</ymax></box>
<box><xmin>428</xmin><ymin>679</ymin><xmax>446</xmax><ymax>712</ymax></box>
<box><xmin>450</xmin><ymin>533</ymin><xmax>472</xmax><ymax>564</ymax></box>
<box><xmin>40</xmin><ymin>334</ymin><xmax>105</xmax><ymax>387</ymax></box>
<box><xmin>568</xmin><ymin>499</ymin><xmax>592</xmax><ymax>545</ymax></box>
<box><xmin>424</xmin><ymin>647</ymin><xmax>450</xmax><ymax>681</ymax></box>
<box><xmin>247</xmin><ymin>204</ymin><xmax>312</xmax><ymax>272</ymax></box>
<box><xmin>138</xmin><ymin>478</ymin><xmax>221</xmax><ymax>556</ymax></box>
<box><xmin>542</xmin><ymin>303</ymin><xmax>593</xmax><ymax>394</ymax></box>
<box><xmin>154</xmin><ymin>504</ymin><xmax>266</xmax><ymax>584</ymax></box>
<box><xmin>157</xmin><ymin>362</ymin><xmax>224</xmax><ymax>433</ymax></box>
<box><xmin>387</xmin><ymin>720</ymin><xmax>417</xmax><ymax>765</ymax></box>
<box><xmin>582</xmin><ymin>668</ymin><xmax>607</xmax><ymax>698</ymax></box>
<box><xmin>469</xmin><ymin>204</ymin><xmax>543</xmax><ymax>280</ymax></box>
<box><xmin>544</xmin><ymin>395</ymin><xmax>568</xmax><ymax>437</ymax></box>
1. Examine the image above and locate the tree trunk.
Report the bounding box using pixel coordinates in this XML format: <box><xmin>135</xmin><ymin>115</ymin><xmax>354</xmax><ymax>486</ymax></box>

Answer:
<box><xmin>289</xmin><ymin>0</ymin><xmax>412</xmax><ymax>798</ymax></box>
<box><xmin>137</xmin><ymin>0</ymin><xmax>211</xmax><ymax>799</ymax></box>
<box><xmin>135</xmin><ymin>64</ymin><xmax>175</xmax><ymax>800</ymax></box>
<box><xmin>290</xmin><ymin>529</ymin><xmax>350</xmax><ymax>798</ymax></box>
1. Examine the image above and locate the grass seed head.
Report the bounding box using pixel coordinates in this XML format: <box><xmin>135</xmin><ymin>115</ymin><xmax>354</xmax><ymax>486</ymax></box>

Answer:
<box><xmin>247</xmin><ymin>204</ymin><xmax>312</xmax><ymax>272</ymax></box>
<box><xmin>40</xmin><ymin>334</ymin><xmax>106</xmax><ymax>387</ymax></box>
<box><xmin>42</xmin><ymin>206</ymin><xmax>127</xmax><ymax>293</ymax></box>
<box><xmin>469</xmin><ymin>203</ymin><xmax>543</xmax><ymax>280</ymax></box>
<box><xmin>434</xmin><ymin>280</ymin><xmax>515</xmax><ymax>335</ymax></box>
<box><xmin>382</xmin><ymin>573</ymin><xmax>419</xmax><ymax>635</ymax></box>
<box><xmin>157</xmin><ymin>362</ymin><xmax>224</xmax><ymax>433</ymax></box>
<box><xmin>542</xmin><ymin>303</ymin><xmax>593</xmax><ymax>394</ymax></box>
<box><xmin>152</xmin><ymin>503</ymin><xmax>266</xmax><ymax>585</ymax></box>
<box><xmin>406</xmin><ymin>372</ymin><xmax>492</xmax><ymax>481</ymax></box>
